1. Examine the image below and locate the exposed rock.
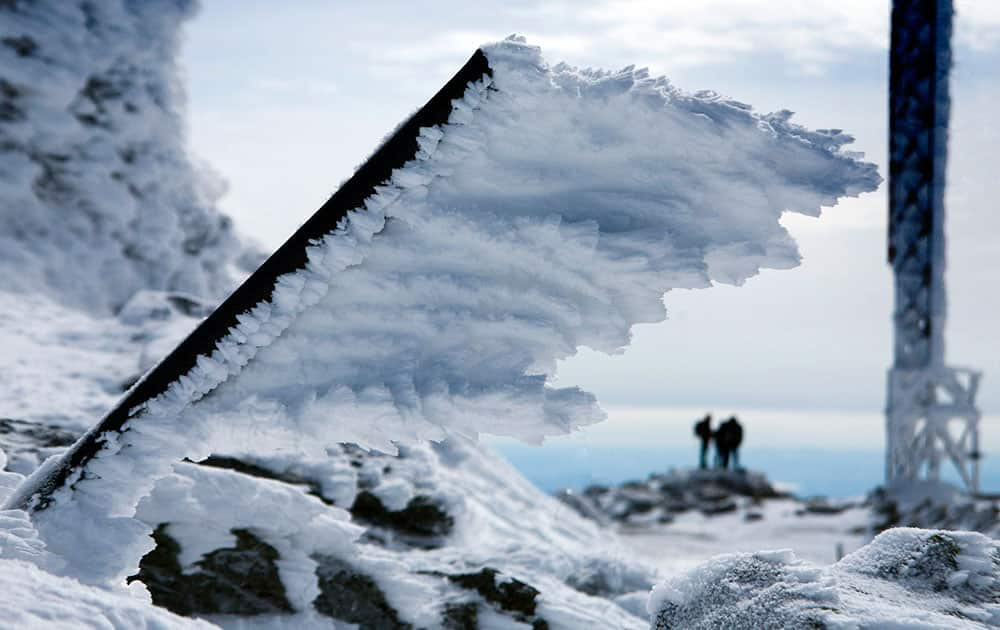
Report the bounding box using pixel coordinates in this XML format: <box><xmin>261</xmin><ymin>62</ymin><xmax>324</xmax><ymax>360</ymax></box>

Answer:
<box><xmin>559</xmin><ymin>468</ymin><xmax>787</xmax><ymax>527</ymax></box>
<box><xmin>351</xmin><ymin>491</ymin><xmax>454</xmax><ymax>549</ymax></box>
<box><xmin>132</xmin><ymin>525</ymin><xmax>293</xmax><ymax>616</ymax></box>
<box><xmin>313</xmin><ymin>555</ymin><xmax>411</xmax><ymax>629</ymax></box>
<box><xmin>444</xmin><ymin>568</ymin><xmax>549</xmax><ymax>629</ymax></box>
<box><xmin>441</xmin><ymin>601</ymin><xmax>479</xmax><ymax>629</ymax></box>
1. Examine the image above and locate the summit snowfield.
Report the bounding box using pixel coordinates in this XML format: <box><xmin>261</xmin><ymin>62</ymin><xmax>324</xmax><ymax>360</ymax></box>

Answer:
<box><xmin>8</xmin><ymin>2</ymin><xmax>989</xmax><ymax>629</ymax></box>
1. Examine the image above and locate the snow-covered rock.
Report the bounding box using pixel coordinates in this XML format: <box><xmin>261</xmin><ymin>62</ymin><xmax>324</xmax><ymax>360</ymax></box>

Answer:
<box><xmin>868</xmin><ymin>481</ymin><xmax>1000</xmax><ymax>538</ymax></box>
<box><xmin>0</xmin><ymin>0</ymin><xmax>248</xmax><ymax>314</ymax></box>
<box><xmin>558</xmin><ymin>468</ymin><xmax>788</xmax><ymax>527</ymax></box>
<box><xmin>648</xmin><ymin>527</ymin><xmax>1000</xmax><ymax>629</ymax></box>
<box><xmin>130</xmin><ymin>440</ymin><xmax>655</xmax><ymax>628</ymax></box>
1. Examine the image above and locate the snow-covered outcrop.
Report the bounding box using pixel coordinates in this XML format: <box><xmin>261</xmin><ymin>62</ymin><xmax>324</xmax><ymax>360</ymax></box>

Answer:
<box><xmin>133</xmin><ymin>440</ymin><xmax>655</xmax><ymax>628</ymax></box>
<box><xmin>648</xmin><ymin>528</ymin><xmax>1000</xmax><ymax>629</ymax></box>
<box><xmin>1</xmin><ymin>431</ymin><xmax>655</xmax><ymax>627</ymax></box>
<box><xmin>558</xmin><ymin>468</ymin><xmax>788</xmax><ymax>527</ymax></box>
<box><xmin>0</xmin><ymin>0</ymin><xmax>246</xmax><ymax>314</ymax></box>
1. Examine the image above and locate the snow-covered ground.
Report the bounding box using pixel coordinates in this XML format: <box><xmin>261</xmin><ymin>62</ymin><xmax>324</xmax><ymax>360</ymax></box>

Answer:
<box><xmin>621</xmin><ymin>498</ymin><xmax>870</xmax><ymax>578</ymax></box>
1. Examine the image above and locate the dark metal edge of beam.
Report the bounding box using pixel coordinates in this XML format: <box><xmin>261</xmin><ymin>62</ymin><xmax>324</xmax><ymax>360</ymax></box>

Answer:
<box><xmin>8</xmin><ymin>49</ymin><xmax>493</xmax><ymax>512</ymax></box>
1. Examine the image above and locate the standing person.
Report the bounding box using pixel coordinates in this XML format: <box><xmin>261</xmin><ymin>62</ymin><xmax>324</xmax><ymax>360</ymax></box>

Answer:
<box><xmin>693</xmin><ymin>413</ymin><xmax>713</xmax><ymax>469</ymax></box>
<box><xmin>714</xmin><ymin>422</ymin><xmax>731</xmax><ymax>470</ymax></box>
<box><xmin>727</xmin><ymin>415</ymin><xmax>744</xmax><ymax>470</ymax></box>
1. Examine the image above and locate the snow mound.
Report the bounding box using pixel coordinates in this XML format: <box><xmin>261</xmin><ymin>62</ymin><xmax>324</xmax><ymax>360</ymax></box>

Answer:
<box><xmin>649</xmin><ymin>527</ymin><xmax>1000</xmax><ymax>628</ymax></box>
<box><xmin>10</xmin><ymin>34</ymin><xmax>879</xmax><ymax>585</ymax></box>
<box><xmin>0</xmin><ymin>558</ymin><xmax>215</xmax><ymax>629</ymax></box>
<box><xmin>0</xmin><ymin>0</ymin><xmax>246</xmax><ymax>314</ymax></box>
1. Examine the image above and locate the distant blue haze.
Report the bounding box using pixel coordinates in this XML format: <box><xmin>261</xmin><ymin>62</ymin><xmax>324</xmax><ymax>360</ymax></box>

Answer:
<box><xmin>492</xmin><ymin>444</ymin><xmax>1000</xmax><ymax>499</ymax></box>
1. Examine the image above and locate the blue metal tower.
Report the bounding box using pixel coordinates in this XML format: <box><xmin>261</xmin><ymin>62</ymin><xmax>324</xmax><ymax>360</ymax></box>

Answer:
<box><xmin>887</xmin><ymin>0</ymin><xmax>982</xmax><ymax>491</ymax></box>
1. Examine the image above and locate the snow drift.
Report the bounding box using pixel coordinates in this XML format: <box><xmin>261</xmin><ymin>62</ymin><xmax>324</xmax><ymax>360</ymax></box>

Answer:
<box><xmin>5</xmin><ymin>33</ymin><xmax>880</xmax><ymax>586</ymax></box>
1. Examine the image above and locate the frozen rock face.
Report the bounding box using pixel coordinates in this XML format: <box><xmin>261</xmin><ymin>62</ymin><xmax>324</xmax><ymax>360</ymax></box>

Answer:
<box><xmin>648</xmin><ymin>528</ymin><xmax>1000</xmax><ymax>629</ymax></box>
<box><xmin>0</xmin><ymin>0</ymin><xmax>245</xmax><ymax>314</ymax></box>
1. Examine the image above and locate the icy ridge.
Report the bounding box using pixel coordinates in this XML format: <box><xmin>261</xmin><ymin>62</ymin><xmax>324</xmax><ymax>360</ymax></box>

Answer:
<box><xmin>14</xmin><ymin>35</ymin><xmax>879</xmax><ymax>586</ymax></box>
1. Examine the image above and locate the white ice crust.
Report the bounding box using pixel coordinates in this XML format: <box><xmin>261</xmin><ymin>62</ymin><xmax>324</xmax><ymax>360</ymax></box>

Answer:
<box><xmin>12</xmin><ymin>36</ymin><xmax>879</xmax><ymax>585</ymax></box>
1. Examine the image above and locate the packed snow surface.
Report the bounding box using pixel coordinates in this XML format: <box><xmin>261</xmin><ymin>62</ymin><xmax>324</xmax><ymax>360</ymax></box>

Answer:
<box><xmin>8</xmin><ymin>34</ymin><xmax>880</xmax><ymax>585</ymax></box>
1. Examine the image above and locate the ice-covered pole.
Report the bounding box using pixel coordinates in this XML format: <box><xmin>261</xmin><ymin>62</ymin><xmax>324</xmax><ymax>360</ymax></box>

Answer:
<box><xmin>886</xmin><ymin>0</ymin><xmax>982</xmax><ymax>491</ymax></box>
<box><xmin>887</xmin><ymin>0</ymin><xmax>951</xmax><ymax>369</ymax></box>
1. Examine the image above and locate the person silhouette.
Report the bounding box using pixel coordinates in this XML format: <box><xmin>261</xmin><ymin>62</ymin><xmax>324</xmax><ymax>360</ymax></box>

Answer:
<box><xmin>693</xmin><ymin>413</ymin><xmax>713</xmax><ymax>469</ymax></box>
<box><xmin>727</xmin><ymin>416</ymin><xmax>743</xmax><ymax>470</ymax></box>
<box><xmin>716</xmin><ymin>416</ymin><xmax>744</xmax><ymax>470</ymax></box>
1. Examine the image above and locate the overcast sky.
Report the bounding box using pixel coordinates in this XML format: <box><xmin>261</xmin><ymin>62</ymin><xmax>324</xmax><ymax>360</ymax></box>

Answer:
<box><xmin>180</xmin><ymin>1</ymin><xmax>1000</xmax><ymax>449</ymax></box>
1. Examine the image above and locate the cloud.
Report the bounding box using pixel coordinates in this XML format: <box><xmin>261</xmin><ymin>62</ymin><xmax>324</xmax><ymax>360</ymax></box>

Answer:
<box><xmin>957</xmin><ymin>0</ymin><xmax>1000</xmax><ymax>49</ymax></box>
<box><xmin>360</xmin><ymin>0</ymin><xmax>998</xmax><ymax>78</ymax></box>
<box><xmin>251</xmin><ymin>76</ymin><xmax>338</xmax><ymax>96</ymax></box>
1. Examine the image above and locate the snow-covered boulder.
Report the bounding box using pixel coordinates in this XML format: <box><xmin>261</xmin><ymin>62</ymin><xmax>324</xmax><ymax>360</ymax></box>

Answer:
<box><xmin>648</xmin><ymin>527</ymin><xmax>1000</xmax><ymax>628</ymax></box>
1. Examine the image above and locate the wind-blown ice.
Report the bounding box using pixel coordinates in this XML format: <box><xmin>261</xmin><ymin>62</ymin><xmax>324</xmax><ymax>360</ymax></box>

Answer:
<box><xmin>10</xmin><ymin>36</ymin><xmax>880</xmax><ymax>585</ymax></box>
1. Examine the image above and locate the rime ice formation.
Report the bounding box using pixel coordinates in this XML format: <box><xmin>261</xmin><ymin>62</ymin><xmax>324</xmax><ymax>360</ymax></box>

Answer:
<box><xmin>7</xmin><ymin>34</ymin><xmax>880</xmax><ymax>587</ymax></box>
<box><xmin>0</xmin><ymin>0</ymin><xmax>245</xmax><ymax>314</ymax></box>
<box><xmin>648</xmin><ymin>528</ymin><xmax>1000</xmax><ymax>629</ymax></box>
